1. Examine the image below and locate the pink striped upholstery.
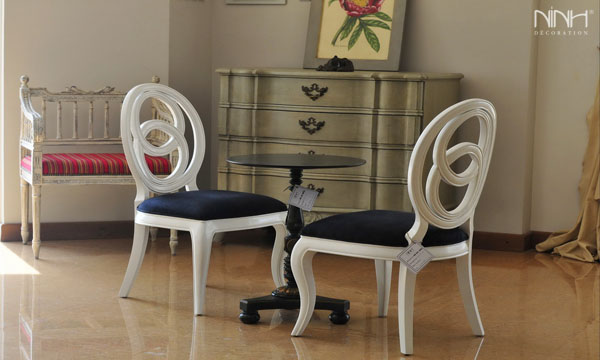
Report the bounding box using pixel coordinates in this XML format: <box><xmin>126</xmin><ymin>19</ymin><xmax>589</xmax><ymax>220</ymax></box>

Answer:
<box><xmin>20</xmin><ymin>153</ymin><xmax>171</xmax><ymax>176</ymax></box>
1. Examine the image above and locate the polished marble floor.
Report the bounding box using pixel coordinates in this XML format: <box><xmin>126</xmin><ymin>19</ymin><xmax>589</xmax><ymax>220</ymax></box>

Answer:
<box><xmin>0</xmin><ymin>232</ymin><xmax>598</xmax><ymax>360</ymax></box>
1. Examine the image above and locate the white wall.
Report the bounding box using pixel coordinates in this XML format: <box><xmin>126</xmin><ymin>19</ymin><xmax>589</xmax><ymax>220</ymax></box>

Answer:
<box><xmin>1</xmin><ymin>0</ymin><xmax>170</xmax><ymax>224</ymax></box>
<box><xmin>531</xmin><ymin>0</ymin><xmax>600</xmax><ymax>231</ymax></box>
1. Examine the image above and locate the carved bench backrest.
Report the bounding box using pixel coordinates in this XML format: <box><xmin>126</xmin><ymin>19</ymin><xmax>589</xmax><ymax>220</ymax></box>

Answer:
<box><xmin>20</xmin><ymin>75</ymin><xmax>127</xmax><ymax>146</ymax></box>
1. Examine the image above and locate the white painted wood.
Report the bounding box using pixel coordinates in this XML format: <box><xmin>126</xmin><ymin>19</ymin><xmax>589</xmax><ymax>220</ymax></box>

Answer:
<box><xmin>20</xmin><ymin>178</ymin><xmax>30</xmax><ymax>244</ymax></box>
<box><xmin>119</xmin><ymin>83</ymin><xmax>287</xmax><ymax>315</ymax></box>
<box><xmin>32</xmin><ymin>185</ymin><xmax>41</xmax><ymax>259</ymax></box>
<box><xmin>17</xmin><ymin>75</ymin><xmax>176</xmax><ymax>258</ymax></box>
<box><xmin>375</xmin><ymin>259</ymin><xmax>392</xmax><ymax>317</ymax></box>
<box><xmin>290</xmin><ymin>99</ymin><xmax>497</xmax><ymax>355</ymax></box>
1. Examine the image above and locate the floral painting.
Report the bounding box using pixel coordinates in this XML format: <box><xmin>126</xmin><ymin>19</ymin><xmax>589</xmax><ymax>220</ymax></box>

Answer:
<box><xmin>316</xmin><ymin>0</ymin><xmax>396</xmax><ymax>61</ymax></box>
<box><xmin>331</xmin><ymin>0</ymin><xmax>391</xmax><ymax>52</ymax></box>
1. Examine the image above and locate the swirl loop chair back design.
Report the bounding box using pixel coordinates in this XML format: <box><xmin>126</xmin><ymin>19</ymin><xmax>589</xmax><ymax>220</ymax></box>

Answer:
<box><xmin>119</xmin><ymin>83</ymin><xmax>288</xmax><ymax>316</ymax></box>
<box><xmin>289</xmin><ymin>99</ymin><xmax>496</xmax><ymax>355</ymax></box>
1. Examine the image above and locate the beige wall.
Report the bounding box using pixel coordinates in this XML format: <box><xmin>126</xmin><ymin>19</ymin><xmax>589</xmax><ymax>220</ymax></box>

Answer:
<box><xmin>2</xmin><ymin>0</ymin><xmax>597</xmax><ymax>235</ymax></box>
<box><xmin>531</xmin><ymin>0</ymin><xmax>600</xmax><ymax>231</ymax></box>
<box><xmin>0</xmin><ymin>0</ymin><xmax>170</xmax><ymax>224</ymax></box>
<box><xmin>169</xmin><ymin>0</ymin><xmax>213</xmax><ymax>190</ymax></box>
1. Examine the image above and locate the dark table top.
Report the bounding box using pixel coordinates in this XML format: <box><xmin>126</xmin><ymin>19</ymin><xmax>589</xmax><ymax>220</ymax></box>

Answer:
<box><xmin>226</xmin><ymin>153</ymin><xmax>366</xmax><ymax>170</ymax></box>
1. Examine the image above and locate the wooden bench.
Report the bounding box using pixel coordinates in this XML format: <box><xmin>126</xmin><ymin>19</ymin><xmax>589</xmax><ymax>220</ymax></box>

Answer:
<box><xmin>19</xmin><ymin>75</ymin><xmax>178</xmax><ymax>258</ymax></box>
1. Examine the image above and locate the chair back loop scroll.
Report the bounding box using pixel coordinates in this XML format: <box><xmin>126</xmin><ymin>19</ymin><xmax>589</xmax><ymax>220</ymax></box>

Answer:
<box><xmin>407</xmin><ymin>99</ymin><xmax>496</xmax><ymax>243</ymax></box>
<box><xmin>121</xmin><ymin>83</ymin><xmax>205</xmax><ymax>195</ymax></box>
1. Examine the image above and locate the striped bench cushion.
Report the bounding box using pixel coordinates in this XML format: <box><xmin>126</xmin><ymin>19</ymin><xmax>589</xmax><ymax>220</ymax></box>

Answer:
<box><xmin>21</xmin><ymin>153</ymin><xmax>171</xmax><ymax>176</ymax></box>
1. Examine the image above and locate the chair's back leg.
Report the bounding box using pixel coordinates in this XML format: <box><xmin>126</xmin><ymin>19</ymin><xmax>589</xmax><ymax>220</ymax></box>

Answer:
<box><xmin>456</xmin><ymin>254</ymin><xmax>485</xmax><ymax>336</ymax></box>
<box><xmin>169</xmin><ymin>229</ymin><xmax>178</xmax><ymax>256</ymax></box>
<box><xmin>398</xmin><ymin>264</ymin><xmax>416</xmax><ymax>355</ymax></box>
<box><xmin>375</xmin><ymin>259</ymin><xmax>392</xmax><ymax>317</ymax></box>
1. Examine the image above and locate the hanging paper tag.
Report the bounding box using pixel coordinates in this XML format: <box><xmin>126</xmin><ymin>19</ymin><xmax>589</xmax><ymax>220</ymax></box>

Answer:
<box><xmin>289</xmin><ymin>185</ymin><xmax>320</xmax><ymax>211</ymax></box>
<box><xmin>396</xmin><ymin>242</ymin><xmax>433</xmax><ymax>274</ymax></box>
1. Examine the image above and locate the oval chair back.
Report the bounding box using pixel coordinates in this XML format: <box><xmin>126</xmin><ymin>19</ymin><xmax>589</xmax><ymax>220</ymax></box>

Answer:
<box><xmin>406</xmin><ymin>99</ymin><xmax>496</xmax><ymax>244</ymax></box>
<box><xmin>121</xmin><ymin>83</ymin><xmax>206</xmax><ymax>203</ymax></box>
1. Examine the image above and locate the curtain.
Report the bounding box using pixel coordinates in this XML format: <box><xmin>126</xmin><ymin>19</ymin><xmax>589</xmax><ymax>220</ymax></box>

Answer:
<box><xmin>535</xmin><ymin>81</ymin><xmax>600</xmax><ymax>262</ymax></box>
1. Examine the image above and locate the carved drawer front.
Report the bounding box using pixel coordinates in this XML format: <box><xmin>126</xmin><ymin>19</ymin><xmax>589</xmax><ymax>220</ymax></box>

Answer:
<box><xmin>219</xmin><ymin>139</ymin><xmax>373</xmax><ymax>177</ymax></box>
<box><xmin>255</xmin><ymin>77</ymin><xmax>375</xmax><ymax>108</ymax></box>
<box><xmin>223</xmin><ymin>108</ymin><xmax>422</xmax><ymax>145</ymax></box>
<box><xmin>220</xmin><ymin>172</ymin><xmax>371</xmax><ymax>211</ymax></box>
<box><xmin>376</xmin><ymin>81</ymin><xmax>424</xmax><ymax>110</ymax></box>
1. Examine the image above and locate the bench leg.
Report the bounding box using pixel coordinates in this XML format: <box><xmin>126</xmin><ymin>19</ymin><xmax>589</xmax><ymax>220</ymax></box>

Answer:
<box><xmin>149</xmin><ymin>227</ymin><xmax>158</xmax><ymax>241</ymax></box>
<box><xmin>32</xmin><ymin>185</ymin><xmax>42</xmax><ymax>259</ymax></box>
<box><xmin>169</xmin><ymin>229</ymin><xmax>178</xmax><ymax>255</ymax></box>
<box><xmin>20</xmin><ymin>178</ymin><xmax>30</xmax><ymax>244</ymax></box>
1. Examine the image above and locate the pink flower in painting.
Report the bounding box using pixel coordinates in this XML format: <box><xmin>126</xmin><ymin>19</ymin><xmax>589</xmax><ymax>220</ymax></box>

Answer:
<box><xmin>339</xmin><ymin>0</ymin><xmax>384</xmax><ymax>17</ymax></box>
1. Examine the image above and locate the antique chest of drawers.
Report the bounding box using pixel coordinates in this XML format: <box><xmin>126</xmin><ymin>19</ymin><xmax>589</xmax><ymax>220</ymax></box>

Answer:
<box><xmin>217</xmin><ymin>68</ymin><xmax>463</xmax><ymax>221</ymax></box>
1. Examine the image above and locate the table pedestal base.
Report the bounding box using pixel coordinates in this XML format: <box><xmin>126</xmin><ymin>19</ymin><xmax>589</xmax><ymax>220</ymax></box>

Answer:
<box><xmin>239</xmin><ymin>294</ymin><xmax>349</xmax><ymax>325</ymax></box>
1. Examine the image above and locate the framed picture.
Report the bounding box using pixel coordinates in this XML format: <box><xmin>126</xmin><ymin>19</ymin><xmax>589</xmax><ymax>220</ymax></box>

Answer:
<box><xmin>226</xmin><ymin>0</ymin><xmax>286</xmax><ymax>4</ymax></box>
<box><xmin>304</xmin><ymin>0</ymin><xmax>407</xmax><ymax>71</ymax></box>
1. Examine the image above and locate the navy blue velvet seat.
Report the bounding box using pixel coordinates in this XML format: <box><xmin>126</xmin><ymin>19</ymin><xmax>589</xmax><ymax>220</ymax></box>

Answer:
<box><xmin>301</xmin><ymin>210</ymin><xmax>467</xmax><ymax>247</ymax></box>
<box><xmin>137</xmin><ymin>190</ymin><xmax>287</xmax><ymax>221</ymax></box>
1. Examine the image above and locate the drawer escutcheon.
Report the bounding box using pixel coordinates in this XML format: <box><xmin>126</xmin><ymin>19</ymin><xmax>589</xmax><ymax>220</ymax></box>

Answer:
<box><xmin>301</xmin><ymin>83</ymin><xmax>328</xmax><ymax>101</ymax></box>
<box><xmin>299</xmin><ymin>117</ymin><xmax>325</xmax><ymax>135</ymax></box>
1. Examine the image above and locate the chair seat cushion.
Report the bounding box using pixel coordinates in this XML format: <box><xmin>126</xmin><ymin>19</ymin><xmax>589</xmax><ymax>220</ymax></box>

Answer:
<box><xmin>137</xmin><ymin>190</ymin><xmax>287</xmax><ymax>221</ymax></box>
<box><xmin>301</xmin><ymin>210</ymin><xmax>468</xmax><ymax>247</ymax></box>
<box><xmin>20</xmin><ymin>153</ymin><xmax>170</xmax><ymax>176</ymax></box>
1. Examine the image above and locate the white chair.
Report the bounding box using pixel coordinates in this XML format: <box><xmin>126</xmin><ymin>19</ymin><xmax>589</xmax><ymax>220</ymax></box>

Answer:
<box><xmin>290</xmin><ymin>99</ymin><xmax>496</xmax><ymax>355</ymax></box>
<box><xmin>118</xmin><ymin>83</ymin><xmax>288</xmax><ymax>315</ymax></box>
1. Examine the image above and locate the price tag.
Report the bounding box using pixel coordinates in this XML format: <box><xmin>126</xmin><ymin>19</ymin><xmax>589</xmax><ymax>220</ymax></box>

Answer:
<box><xmin>396</xmin><ymin>242</ymin><xmax>433</xmax><ymax>274</ymax></box>
<box><xmin>289</xmin><ymin>185</ymin><xmax>320</xmax><ymax>211</ymax></box>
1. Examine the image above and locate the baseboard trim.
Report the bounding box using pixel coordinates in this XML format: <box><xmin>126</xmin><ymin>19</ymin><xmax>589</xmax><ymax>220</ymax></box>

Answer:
<box><xmin>0</xmin><ymin>221</ymin><xmax>142</xmax><ymax>242</ymax></box>
<box><xmin>2</xmin><ymin>221</ymin><xmax>539</xmax><ymax>252</ymax></box>
<box><xmin>473</xmin><ymin>231</ymin><xmax>533</xmax><ymax>252</ymax></box>
<box><xmin>530</xmin><ymin>231</ymin><xmax>552</xmax><ymax>246</ymax></box>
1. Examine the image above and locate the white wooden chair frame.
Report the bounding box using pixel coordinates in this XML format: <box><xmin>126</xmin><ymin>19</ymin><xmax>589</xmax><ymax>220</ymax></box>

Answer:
<box><xmin>118</xmin><ymin>83</ymin><xmax>287</xmax><ymax>315</ymax></box>
<box><xmin>290</xmin><ymin>99</ymin><xmax>497</xmax><ymax>355</ymax></box>
<box><xmin>18</xmin><ymin>75</ymin><xmax>177</xmax><ymax>259</ymax></box>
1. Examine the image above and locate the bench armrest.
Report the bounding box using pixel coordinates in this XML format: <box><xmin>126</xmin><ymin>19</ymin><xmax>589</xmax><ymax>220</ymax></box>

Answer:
<box><xmin>19</xmin><ymin>75</ymin><xmax>44</xmax><ymax>145</ymax></box>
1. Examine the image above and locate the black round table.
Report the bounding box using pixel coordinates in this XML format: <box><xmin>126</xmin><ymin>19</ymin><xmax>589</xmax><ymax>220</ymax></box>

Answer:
<box><xmin>227</xmin><ymin>154</ymin><xmax>366</xmax><ymax>324</ymax></box>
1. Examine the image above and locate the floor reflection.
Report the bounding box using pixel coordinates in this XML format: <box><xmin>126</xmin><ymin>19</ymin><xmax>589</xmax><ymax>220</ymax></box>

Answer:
<box><xmin>0</xmin><ymin>238</ymin><xmax>597</xmax><ymax>359</ymax></box>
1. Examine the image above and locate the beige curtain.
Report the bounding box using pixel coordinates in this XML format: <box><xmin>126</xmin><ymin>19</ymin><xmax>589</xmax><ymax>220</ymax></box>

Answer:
<box><xmin>536</xmin><ymin>81</ymin><xmax>600</xmax><ymax>262</ymax></box>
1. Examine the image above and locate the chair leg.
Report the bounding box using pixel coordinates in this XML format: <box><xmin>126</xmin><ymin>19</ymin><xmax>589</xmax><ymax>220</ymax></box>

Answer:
<box><xmin>456</xmin><ymin>254</ymin><xmax>484</xmax><ymax>336</ymax></box>
<box><xmin>31</xmin><ymin>185</ymin><xmax>41</xmax><ymax>259</ymax></box>
<box><xmin>190</xmin><ymin>228</ymin><xmax>214</xmax><ymax>316</ymax></box>
<box><xmin>169</xmin><ymin>229</ymin><xmax>178</xmax><ymax>255</ymax></box>
<box><xmin>375</xmin><ymin>259</ymin><xmax>392</xmax><ymax>317</ymax></box>
<box><xmin>271</xmin><ymin>223</ymin><xmax>287</xmax><ymax>288</ymax></box>
<box><xmin>119</xmin><ymin>223</ymin><xmax>150</xmax><ymax>298</ymax></box>
<box><xmin>290</xmin><ymin>247</ymin><xmax>317</xmax><ymax>337</ymax></box>
<box><xmin>398</xmin><ymin>264</ymin><xmax>416</xmax><ymax>355</ymax></box>
<box><xmin>20</xmin><ymin>178</ymin><xmax>30</xmax><ymax>245</ymax></box>
<box><xmin>149</xmin><ymin>227</ymin><xmax>158</xmax><ymax>241</ymax></box>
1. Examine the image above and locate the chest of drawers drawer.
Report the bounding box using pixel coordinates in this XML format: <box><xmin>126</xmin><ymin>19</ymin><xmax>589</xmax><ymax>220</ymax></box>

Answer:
<box><xmin>219</xmin><ymin>108</ymin><xmax>421</xmax><ymax>145</ymax></box>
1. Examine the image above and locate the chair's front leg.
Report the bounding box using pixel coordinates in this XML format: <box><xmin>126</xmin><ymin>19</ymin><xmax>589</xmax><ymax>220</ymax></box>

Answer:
<box><xmin>119</xmin><ymin>223</ymin><xmax>150</xmax><ymax>297</ymax></box>
<box><xmin>290</xmin><ymin>245</ymin><xmax>317</xmax><ymax>337</ymax></box>
<box><xmin>169</xmin><ymin>229</ymin><xmax>178</xmax><ymax>255</ymax></box>
<box><xmin>375</xmin><ymin>259</ymin><xmax>392</xmax><ymax>317</ymax></box>
<box><xmin>190</xmin><ymin>226</ymin><xmax>214</xmax><ymax>316</ymax></box>
<box><xmin>31</xmin><ymin>185</ymin><xmax>41</xmax><ymax>259</ymax></box>
<box><xmin>398</xmin><ymin>264</ymin><xmax>416</xmax><ymax>355</ymax></box>
<box><xmin>20</xmin><ymin>178</ymin><xmax>30</xmax><ymax>244</ymax></box>
<box><xmin>271</xmin><ymin>223</ymin><xmax>287</xmax><ymax>288</ymax></box>
<box><xmin>456</xmin><ymin>254</ymin><xmax>484</xmax><ymax>336</ymax></box>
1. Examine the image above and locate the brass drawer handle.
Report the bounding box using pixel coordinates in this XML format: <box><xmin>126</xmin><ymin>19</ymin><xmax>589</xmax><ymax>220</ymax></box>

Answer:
<box><xmin>307</xmin><ymin>183</ymin><xmax>324</xmax><ymax>195</ymax></box>
<box><xmin>301</xmin><ymin>83</ymin><xmax>328</xmax><ymax>101</ymax></box>
<box><xmin>299</xmin><ymin>117</ymin><xmax>325</xmax><ymax>135</ymax></box>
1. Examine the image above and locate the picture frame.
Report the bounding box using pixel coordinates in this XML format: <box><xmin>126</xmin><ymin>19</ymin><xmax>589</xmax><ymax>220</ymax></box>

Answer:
<box><xmin>225</xmin><ymin>0</ymin><xmax>286</xmax><ymax>4</ymax></box>
<box><xmin>304</xmin><ymin>0</ymin><xmax>407</xmax><ymax>71</ymax></box>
